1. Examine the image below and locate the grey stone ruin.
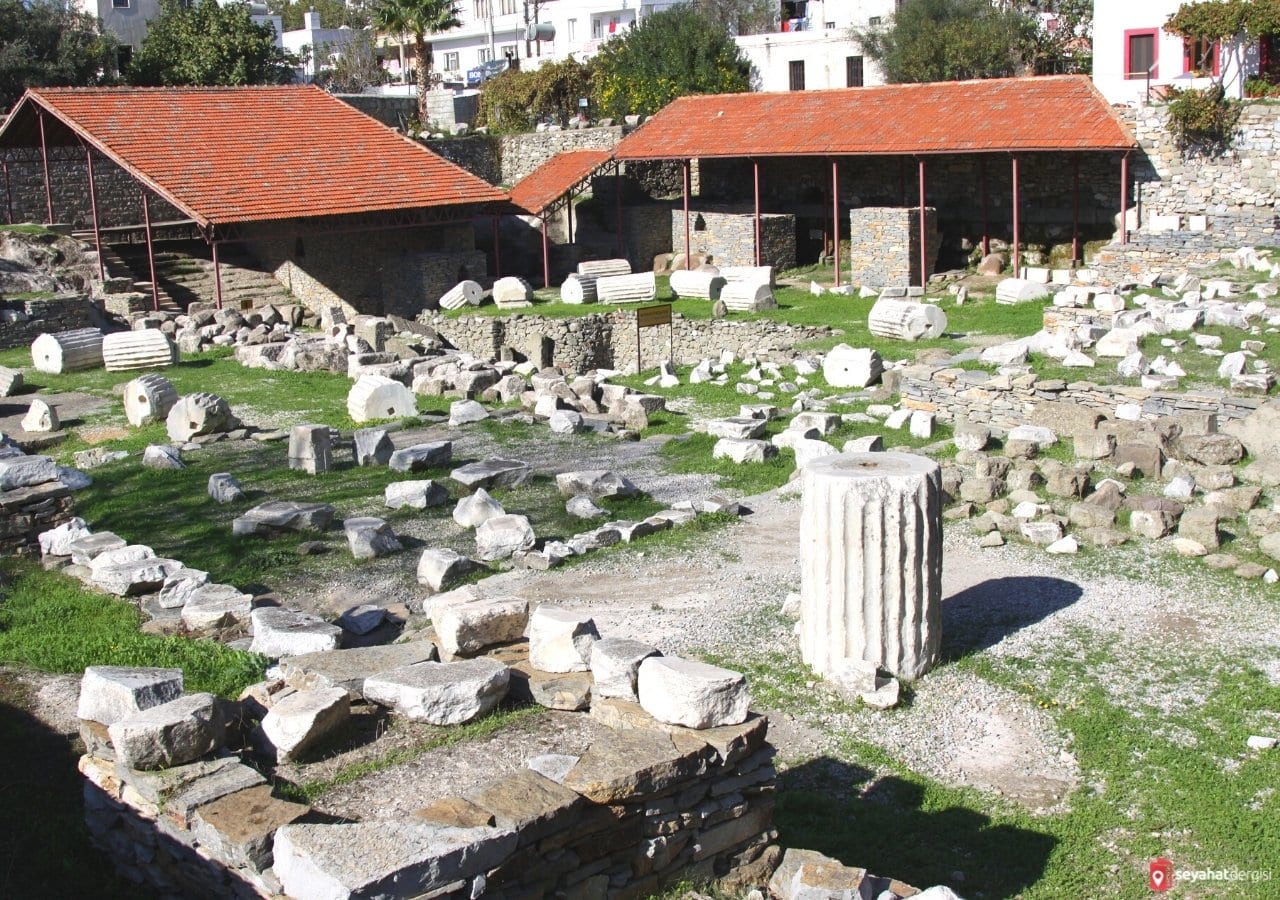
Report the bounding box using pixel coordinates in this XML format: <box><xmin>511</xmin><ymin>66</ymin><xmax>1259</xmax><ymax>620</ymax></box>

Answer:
<box><xmin>798</xmin><ymin>452</ymin><xmax>942</xmax><ymax>681</ymax></box>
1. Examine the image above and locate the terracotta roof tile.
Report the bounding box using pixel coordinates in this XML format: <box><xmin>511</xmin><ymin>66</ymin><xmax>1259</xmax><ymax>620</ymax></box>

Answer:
<box><xmin>7</xmin><ymin>86</ymin><xmax>507</xmax><ymax>226</ymax></box>
<box><xmin>613</xmin><ymin>76</ymin><xmax>1135</xmax><ymax>160</ymax></box>
<box><xmin>508</xmin><ymin>149</ymin><xmax>612</xmax><ymax>215</ymax></box>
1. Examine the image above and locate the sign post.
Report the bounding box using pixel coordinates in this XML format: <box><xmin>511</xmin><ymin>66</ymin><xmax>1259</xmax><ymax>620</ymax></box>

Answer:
<box><xmin>635</xmin><ymin>303</ymin><xmax>673</xmax><ymax>374</ymax></box>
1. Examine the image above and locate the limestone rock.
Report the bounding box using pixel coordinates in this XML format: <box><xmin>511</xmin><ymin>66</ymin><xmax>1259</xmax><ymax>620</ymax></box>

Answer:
<box><xmin>280</xmin><ymin>642</ymin><xmax>438</xmax><ymax>695</ymax></box>
<box><xmin>363</xmin><ymin>658</ymin><xmax>511</xmax><ymax>724</ymax></box>
<box><xmin>233</xmin><ymin>501</ymin><xmax>334</xmax><ymax>536</ymax></box>
<box><xmin>996</xmin><ymin>278</ymin><xmax>1050</xmax><ymax>304</ymax></box>
<box><xmin>260</xmin><ymin>687</ymin><xmax>350</xmax><ymax>763</ymax></box>
<box><xmin>142</xmin><ymin>444</ymin><xmax>184</xmax><ymax>469</ymax></box>
<box><xmin>77</xmin><ymin>665</ymin><xmax>184</xmax><ymax>726</ymax></box>
<box><xmin>527</xmin><ymin>606</ymin><xmax>599</xmax><ymax>673</ymax></box>
<box><xmin>249</xmin><ymin>607</ymin><xmax>342</xmax><ymax>659</ymax></box>
<box><xmin>124</xmin><ymin>374</ymin><xmax>178</xmax><ymax>427</ymax></box>
<box><xmin>347</xmin><ymin>374</ymin><xmax>416</xmax><ymax>423</ymax></box>
<box><xmin>448</xmin><ymin>399</ymin><xmax>489</xmax><ymax>427</ymax></box>
<box><xmin>39</xmin><ymin>517</ymin><xmax>91</xmax><ymax>557</ymax></box>
<box><xmin>21</xmin><ymin>398</ymin><xmax>58</xmax><ymax>432</ymax></box>
<box><xmin>450</xmin><ymin>458</ymin><xmax>531</xmax><ymax>491</ymax></box>
<box><xmin>180</xmin><ymin>584</ymin><xmax>254</xmax><ymax>630</ymax></box>
<box><xmin>821</xmin><ymin>344</ymin><xmax>883</xmax><ymax>388</ymax></box>
<box><xmin>475</xmin><ymin>514</ymin><xmax>535</xmax><ymax>561</ymax></box>
<box><xmin>108</xmin><ymin>692</ymin><xmax>221</xmax><ymax>770</ymax></box>
<box><xmin>636</xmin><ymin>655</ymin><xmax>750</xmax><ymax>729</ymax></box>
<box><xmin>385</xmin><ymin>480</ymin><xmax>449</xmax><ymax>510</ymax></box>
<box><xmin>431</xmin><ymin>596</ymin><xmax>529</xmax><ymax>659</ymax></box>
<box><xmin>555</xmin><ymin>469</ymin><xmax>638</xmax><ymax>499</ymax></box>
<box><xmin>713</xmin><ymin>438</ymin><xmax>776</xmax><ymax>464</ymax></box>
<box><xmin>288</xmin><ymin>424</ymin><xmax>332</xmax><ymax>475</ymax></box>
<box><xmin>388</xmin><ymin>441</ymin><xmax>453</xmax><ymax>473</ymax></box>
<box><xmin>0</xmin><ymin>454</ymin><xmax>58</xmax><ymax>490</ymax></box>
<box><xmin>452</xmin><ymin>488</ymin><xmax>505</xmax><ymax>528</ymax></box>
<box><xmin>353</xmin><ymin>427</ymin><xmax>394</xmax><ymax>466</ymax></box>
<box><xmin>208</xmin><ymin>472</ymin><xmax>244</xmax><ymax>503</ymax></box>
<box><xmin>590</xmin><ymin>637</ymin><xmax>661</xmax><ymax>702</ymax></box>
<box><xmin>416</xmin><ymin>548</ymin><xmax>481</xmax><ymax>593</ymax></box>
<box><xmin>166</xmin><ymin>392</ymin><xmax>238</xmax><ymax>441</ymax></box>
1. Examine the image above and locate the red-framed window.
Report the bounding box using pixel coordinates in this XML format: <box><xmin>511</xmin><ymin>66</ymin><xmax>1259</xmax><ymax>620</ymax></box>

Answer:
<box><xmin>1124</xmin><ymin>29</ymin><xmax>1159</xmax><ymax>79</ymax></box>
<box><xmin>1183</xmin><ymin>36</ymin><xmax>1220</xmax><ymax>76</ymax></box>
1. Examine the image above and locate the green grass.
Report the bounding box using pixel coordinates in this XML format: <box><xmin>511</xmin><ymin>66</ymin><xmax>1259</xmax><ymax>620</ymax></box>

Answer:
<box><xmin>275</xmin><ymin>704</ymin><xmax>542</xmax><ymax>804</ymax></box>
<box><xmin>0</xmin><ymin>223</ymin><xmax>54</xmax><ymax>236</ymax></box>
<box><xmin>0</xmin><ymin>561</ymin><xmax>265</xmax><ymax>697</ymax></box>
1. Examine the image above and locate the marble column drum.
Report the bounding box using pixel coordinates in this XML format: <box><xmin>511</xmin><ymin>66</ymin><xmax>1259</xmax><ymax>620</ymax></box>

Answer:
<box><xmin>799</xmin><ymin>452</ymin><xmax>943</xmax><ymax>681</ymax></box>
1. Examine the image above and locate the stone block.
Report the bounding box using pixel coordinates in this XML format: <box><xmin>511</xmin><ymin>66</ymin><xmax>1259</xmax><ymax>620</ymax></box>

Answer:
<box><xmin>527</xmin><ymin>606</ymin><xmax>599</xmax><ymax>673</ymax></box>
<box><xmin>637</xmin><ymin>656</ymin><xmax>750</xmax><ymax>729</ymax></box>
<box><xmin>363</xmin><ymin>658</ymin><xmax>510</xmax><ymax>725</ymax></box>
<box><xmin>77</xmin><ymin>665</ymin><xmax>183</xmax><ymax>726</ymax></box>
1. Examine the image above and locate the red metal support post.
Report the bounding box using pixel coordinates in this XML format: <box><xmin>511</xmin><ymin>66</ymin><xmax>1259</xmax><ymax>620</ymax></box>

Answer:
<box><xmin>918</xmin><ymin>158</ymin><xmax>928</xmax><ymax>288</ymax></box>
<box><xmin>567</xmin><ymin>193</ymin><xmax>575</xmax><ymax>246</ymax></box>
<box><xmin>980</xmin><ymin>157</ymin><xmax>989</xmax><ymax>258</ymax></box>
<box><xmin>1119</xmin><ymin>151</ymin><xmax>1130</xmax><ymax>246</ymax></box>
<box><xmin>211</xmin><ymin>240</ymin><xmax>223</xmax><ymax>310</ymax></box>
<box><xmin>832</xmin><ymin>159</ymin><xmax>841</xmax><ymax>287</ymax></box>
<box><xmin>614</xmin><ymin>164</ymin><xmax>624</xmax><ymax>258</ymax></box>
<box><xmin>682</xmin><ymin>160</ymin><xmax>691</xmax><ymax>269</ymax></box>
<box><xmin>142</xmin><ymin>190</ymin><xmax>159</xmax><ymax>311</ymax></box>
<box><xmin>1011</xmin><ymin>155</ymin><xmax>1021</xmax><ymax>279</ymax></box>
<box><xmin>752</xmin><ymin>159</ymin><xmax>761</xmax><ymax>267</ymax></box>
<box><xmin>541</xmin><ymin>216</ymin><xmax>550</xmax><ymax>288</ymax></box>
<box><xmin>37</xmin><ymin>110</ymin><xmax>54</xmax><ymax>224</ymax></box>
<box><xmin>1072</xmin><ymin>156</ymin><xmax>1081</xmax><ymax>264</ymax></box>
<box><xmin>84</xmin><ymin>144</ymin><xmax>105</xmax><ymax>281</ymax></box>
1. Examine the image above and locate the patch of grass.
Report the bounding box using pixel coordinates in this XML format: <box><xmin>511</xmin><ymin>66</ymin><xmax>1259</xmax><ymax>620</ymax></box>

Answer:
<box><xmin>660</xmin><ymin>433</ymin><xmax>795</xmax><ymax>495</ymax></box>
<box><xmin>0</xmin><ymin>561</ymin><xmax>265</xmax><ymax>697</ymax></box>
<box><xmin>0</xmin><ymin>223</ymin><xmax>53</xmax><ymax>235</ymax></box>
<box><xmin>276</xmin><ymin>704</ymin><xmax>542</xmax><ymax>804</ymax></box>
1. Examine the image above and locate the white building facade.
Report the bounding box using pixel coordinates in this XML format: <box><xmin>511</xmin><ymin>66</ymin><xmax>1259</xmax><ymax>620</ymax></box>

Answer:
<box><xmin>1091</xmin><ymin>0</ymin><xmax>1269</xmax><ymax>104</ymax></box>
<box><xmin>733</xmin><ymin>0</ymin><xmax>897</xmax><ymax>92</ymax></box>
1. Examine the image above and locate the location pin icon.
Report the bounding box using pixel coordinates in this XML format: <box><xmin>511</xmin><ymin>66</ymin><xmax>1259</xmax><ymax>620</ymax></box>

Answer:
<box><xmin>1152</xmin><ymin>870</ymin><xmax>1165</xmax><ymax>888</ymax></box>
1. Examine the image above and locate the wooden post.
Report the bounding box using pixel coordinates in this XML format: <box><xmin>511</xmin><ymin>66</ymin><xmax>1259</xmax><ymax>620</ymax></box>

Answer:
<box><xmin>1011</xmin><ymin>155</ymin><xmax>1021</xmax><ymax>279</ymax></box>
<box><xmin>753</xmin><ymin>158</ymin><xmax>761</xmax><ymax>267</ymax></box>
<box><xmin>142</xmin><ymin>191</ymin><xmax>159</xmax><ymax>311</ymax></box>
<box><xmin>682</xmin><ymin>160</ymin><xmax>691</xmax><ymax>270</ymax></box>
<box><xmin>918</xmin><ymin>158</ymin><xmax>927</xmax><ymax>288</ymax></box>
<box><xmin>84</xmin><ymin>145</ymin><xmax>105</xmax><ymax>281</ymax></box>
<box><xmin>37</xmin><ymin>110</ymin><xmax>54</xmax><ymax>224</ymax></box>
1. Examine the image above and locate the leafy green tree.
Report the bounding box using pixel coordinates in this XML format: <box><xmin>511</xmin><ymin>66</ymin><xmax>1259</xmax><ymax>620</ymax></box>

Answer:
<box><xmin>693</xmin><ymin>0</ymin><xmax>777</xmax><ymax>36</ymax></box>
<box><xmin>477</xmin><ymin>56</ymin><xmax>591</xmax><ymax>133</ymax></box>
<box><xmin>372</xmin><ymin>0</ymin><xmax>459</xmax><ymax>125</ymax></box>
<box><xmin>1035</xmin><ymin>0</ymin><xmax>1092</xmax><ymax>74</ymax></box>
<box><xmin>267</xmin><ymin>0</ymin><xmax>371</xmax><ymax>32</ymax></box>
<box><xmin>1166</xmin><ymin>0</ymin><xmax>1280</xmax><ymax>82</ymax></box>
<box><xmin>855</xmin><ymin>0</ymin><xmax>1040</xmax><ymax>84</ymax></box>
<box><xmin>315</xmin><ymin>29</ymin><xmax>388</xmax><ymax>93</ymax></box>
<box><xmin>128</xmin><ymin>0</ymin><xmax>298</xmax><ymax>86</ymax></box>
<box><xmin>0</xmin><ymin>0</ymin><xmax>117</xmax><ymax>111</ymax></box>
<box><xmin>591</xmin><ymin>5</ymin><xmax>754</xmax><ymax>119</ymax></box>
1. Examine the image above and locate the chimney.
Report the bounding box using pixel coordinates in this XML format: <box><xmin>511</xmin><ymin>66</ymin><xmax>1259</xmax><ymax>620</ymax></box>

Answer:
<box><xmin>305</xmin><ymin>7</ymin><xmax>321</xmax><ymax>29</ymax></box>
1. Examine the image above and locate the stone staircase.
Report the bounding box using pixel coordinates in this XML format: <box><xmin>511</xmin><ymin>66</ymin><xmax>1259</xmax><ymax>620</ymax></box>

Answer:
<box><xmin>106</xmin><ymin>240</ymin><xmax>297</xmax><ymax>312</ymax></box>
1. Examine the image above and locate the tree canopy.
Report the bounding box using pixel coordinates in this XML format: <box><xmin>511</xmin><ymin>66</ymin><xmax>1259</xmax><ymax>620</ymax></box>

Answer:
<box><xmin>0</xmin><ymin>0</ymin><xmax>117</xmax><ymax>111</ymax></box>
<box><xmin>477</xmin><ymin>56</ymin><xmax>591</xmax><ymax>133</ymax></box>
<box><xmin>314</xmin><ymin>29</ymin><xmax>388</xmax><ymax>94</ymax></box>
<box><xmin>266</xmin><ymin>0</ymin><xmax>371</xmax><ymax>32</ymax></box>
<box><xmin>693</xmin><ymin>0</ymin><xmax>777</xmax><ymax>36</ymax></box>
<box><xmin>128</xmin><ymin>0</ymin><xmax>297</xmax><ymax>86</ymax></box>
<box><xmin>373</xmin><ymin>0</ymin><xmax>459</xmax><ymax>125</ymax></box>
<box><xmin>855</xmin><ymin>0</ymin><xmax>1041</xmax><ymax>83</ymax></box>
<box><xmin>590</xmin><ymin>5</ymin><xmax>754</xmax><ymax>119</ymax></box>
<box><xmin>1165</xmin><ymin>0</ymin><xmax>1280</xmax><ymax>41</ymax></box>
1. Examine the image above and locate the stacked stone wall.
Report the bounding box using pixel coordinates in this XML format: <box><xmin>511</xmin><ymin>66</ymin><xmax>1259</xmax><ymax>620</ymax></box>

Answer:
<box><xmin>899</xmin><ymin>364</ymin><xmax>1259</xmax><ymax>433</ymax></box>
<box><xmin>847</xmin><ymin>207</ymin><xmax>940</xmax><ymax>288</ymax></box>
<box><xmin>6</xmin><ymin>155</ymin><xmax>185</xmax><ymax>229</ymax></box>
<box><xmin>0</xmin><ymin>471</ymin><xmax>74</xmax><ymax>556</ymax></box>
<box><xmin>426</xmin><ymin>310</ymin><xmax>829</xmax><ymax>372</ymax></box>
<box><xmin>670</xmin><ymin>209</ymin><xmax>795</xmax><ymax>270</ymax></box>
<box><xmin>0</xmin><ymin>295</ymin><xmax>102</xmax><ymax>349</ymax></box>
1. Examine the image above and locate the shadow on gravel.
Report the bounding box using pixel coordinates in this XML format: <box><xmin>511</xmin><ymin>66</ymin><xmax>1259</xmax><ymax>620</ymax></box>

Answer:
<box><xmin>0</xmin><ymin>675</ymin><xmax>151</xmax><ymax>899</ymax></box>
<box><xmin>775</xmin><ymin>757</ymin><xmax>1055</xmax><ymax>896</ymax></box>
<box><xmin>941</xmin><ymin>576</ymin><xmax>1083</xmax><ymax>660</ymax></box>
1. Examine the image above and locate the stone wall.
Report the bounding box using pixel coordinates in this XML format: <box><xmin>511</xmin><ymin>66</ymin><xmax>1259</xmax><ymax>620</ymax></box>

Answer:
<box><xmin>6</xmin><ymin>154</ymin><xmax>185</xmax><ymax>230</ymax></box>
<box><xmin>1089</xmin><ymin>232</ymin><xmax>1230</xmax><ymax>285</ymax></box>
<box><xmin>249</xmin><ymin>225</ymin><xmax>485</xmax><ymax>319</ymax></box>
<box><xmin>847</xmin><ymin>207</ymin><xmax>940</xmax><ymax>288</ymax></box>
<box><xmin>0</xmin><ymin>466</ymin><xmax>75</xmax><ymax>556</ymax></box>
<box><xmin>334</xmin><ymin>93</ymin><xmax>417</xmax><ymax>128</ymax></box>
<box><xmin>425</xmin><ymin>126</ymin><xmax>624</xmax><ymax>187</ymax></box>
<box><xmin>898</xmin><ymin>363</ymin><xmax>1260</xmax><ymax>433</ymax></box>
<box><xmin>670</xmin><ymin>209</ymin><xmax>796</xmax><ymax>270</ymax></box>
<box><xmin>0</xmin><ymin>295</ymin><xmax>103</xmax><ymax>350</ymax></box>
<box><xmin>1120</xmin><ymin>104</ymin><xmax>1280</xmax><ymax>247</ymax></box>
<box><xmin>80</xmin><ymin>705</ymin><xmax>777</xmax><ymax>899</ymax></box>
<box><xmin>425</xmin><ymin>309</ymin><xmax>830</xmax><ymax>373</ymax></box>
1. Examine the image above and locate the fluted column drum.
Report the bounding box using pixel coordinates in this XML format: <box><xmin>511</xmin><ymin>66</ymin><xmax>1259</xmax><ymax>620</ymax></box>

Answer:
<box><xmin>799</xmin><ymin>452</ymin><xmax>942</xmax><ymax>680</ymax></box>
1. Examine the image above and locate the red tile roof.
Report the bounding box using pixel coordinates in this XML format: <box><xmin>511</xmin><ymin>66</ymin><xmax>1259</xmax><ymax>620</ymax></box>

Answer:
<box><xmin>1</xmin><ymin>86</ymin><xmax>507</xmax><ymax>227</ymax></box>
<box><xmin>508</xmin><ymin>149</ymin><xmax>612</xmax><ymax>215</ymax></box>
<box><xmin>613</xmin><ymin>76</ymin><xmax>1135</xmax><ymax>160</ymax></box>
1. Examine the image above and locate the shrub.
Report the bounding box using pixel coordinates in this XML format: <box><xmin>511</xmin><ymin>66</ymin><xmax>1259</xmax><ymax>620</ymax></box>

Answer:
<box><xmin>1165</xmin><ymin>84</ymin><xmax>1241</xmax><ymax>152</ymax></box>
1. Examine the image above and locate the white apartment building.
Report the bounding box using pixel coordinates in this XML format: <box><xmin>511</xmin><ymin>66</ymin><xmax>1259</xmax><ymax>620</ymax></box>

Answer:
<box><xmin>282</xmin><ymin>9</ymin><xmax>358</xmax><ymax>80</ymax></box>
<box><xmin>1092</xmin><ymin>0</ymin><xmax>1273</xmax><ymax>104</ymax></box>
<box><xmin>73</xmin><ymin>0</ymin><xmax>282</xmax><ymax>71</ymax></box>
<box><xmin>734</xmin><ymin>0</ymin><xmax>897</xmax><ymax>92</ymax></box>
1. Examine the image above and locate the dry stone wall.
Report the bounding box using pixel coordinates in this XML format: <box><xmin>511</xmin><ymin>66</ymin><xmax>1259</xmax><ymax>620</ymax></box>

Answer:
<box><xmin>425</xmin><ymin>310</ymin><xmax>830</xmax><ymax>373</ymax></box>
<box><xmin>0</xmin><ymin>477</ymin><xmax>74</xmax><ymax>556</ymax></box>
<box><xmin>898</xmin><ymin>363</ymin><xmax>1260</xmax><ymax>433</ymax></box>
<box><xmin>6</xmin><ymin>154</ymin><xmax>184</xmax><ymax>229</ymax></box>
<box><xmin>0</xmin><ymin>295</ymin><xmax>102</xmax><ymax>350</ymax></box>
<box><xmin>847</xmin><ymin>207</ymin><xmax>941</xmax><ymax>288</ymax></box>
<box><xmin>671</xmin><ymin>209</ymin><xmax>796</xmax><ymax>270</ymax></box>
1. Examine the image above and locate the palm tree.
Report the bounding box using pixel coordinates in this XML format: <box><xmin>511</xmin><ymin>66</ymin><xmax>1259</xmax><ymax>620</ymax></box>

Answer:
<box><xmin>374</xmin><ymin>0</ymin><xmax>461</xmax><ymax>125</ymax></box>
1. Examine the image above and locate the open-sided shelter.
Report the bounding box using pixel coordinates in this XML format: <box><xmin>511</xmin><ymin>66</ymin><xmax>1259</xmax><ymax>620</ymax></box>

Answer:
<box><xmin>0</xmin><ymin>85</ymin><xmax>510</xmax><ymax>314</ymax></box>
